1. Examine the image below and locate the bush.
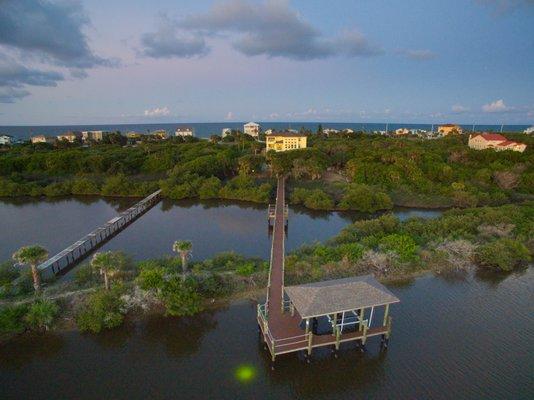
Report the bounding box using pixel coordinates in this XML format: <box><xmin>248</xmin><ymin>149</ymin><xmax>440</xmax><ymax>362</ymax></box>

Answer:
<box><xmin>198</xmin><ymin>177</ymin><xmax>222</xmax><ymax>199</ymax></box>
<box><xmin>160</xmin><ymin>277</ymin><xmax>203</xmax><ymax>317</ymax></box>
<box><xmin>76</xmin><ymin>287</ymin><xmax>125</xmax><ymax>333</ymax></box>
<box><xmin>0</xmin><ymin>261</ymin><xmax>19</xmax><ymax>288</ymax></box>
<box><xmin>0</xmin><ymin>304</ymin><xmax>28</xmax><ymax>336</ymax></box>
<box><xmin>136</xmin><ymin>266</ymin><xmax>166</xmax><ymax>291</ymax></box>
<box><xmin>74</xmin><ymin>264</ymin><xmax>96</xmax><ymax>287</ymax></box>
<box><xmin>303</xmin><ymin>189</ymin><xmax>335</xmax><ymax>210</ymax></box>
<box><xmin>379</xmin><ymin>234</ymin><xmax>418</xmax><ymax>262</ymax></box>
<box><xmin>475</xmin><ymin>238</ymin><xmax>531</xmax><ymax>272</ymax></box>
<box><xmin>71</xmin><ymin>178</ymin><xmax>100</xmax><ymax>195</ymax></box>
<box><xmin>339</xmin><ymin>184</ymin><xmax>393</xmax><ymax>212</ymax></box>
<box><xmin>24</xmin><ymin>299</ymin><xmax>59</xmax><ymax>331</ymax></box>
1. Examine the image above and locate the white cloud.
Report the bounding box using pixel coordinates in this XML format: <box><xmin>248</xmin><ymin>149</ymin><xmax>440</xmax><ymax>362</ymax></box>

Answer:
<box><xmin>452</xmin><ymin>104</ymin><xmax>469</xmax><ymax>113</ymax></box>
<box><xmin>224</xmin><ymin>111</ymin><xmax>234</xmax><ymax>120</ymax></box>
<box><xmin>482</xmin><ymin>99</ymin><xmax>510</xmax><ymax>113</ymax></box>
<box><xmin>144</xmin><ymin>106</ymin><xmax>170</xmax><ymax>117</ymax></box>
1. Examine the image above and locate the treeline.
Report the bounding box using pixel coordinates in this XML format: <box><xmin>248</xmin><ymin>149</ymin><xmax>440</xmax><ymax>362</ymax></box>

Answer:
<box><xmin>1</xmin><ymin>133</ymin><xmax>532</xmax><ymax>210</ymax></box>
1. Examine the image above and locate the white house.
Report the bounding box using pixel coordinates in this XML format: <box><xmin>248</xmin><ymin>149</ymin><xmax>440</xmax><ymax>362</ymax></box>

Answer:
<box><xmin>0</xmin><ymin>134</ymin><xmax>13</xmax><ymax>145</ymax></box>
<box><xmin>82</xmin><ymin>130</ymin><xmax>104</xmax><ymax>141</ymax></box>
<box><xmin>524</xmin><ymin>126</ymin><xmax>534</xmax><ymax>134</ymax></box>
<box><xmin>222</xmin><ymin>128</ymin><xmax>232</xmax><ymax>137</ymax></box>
<box><xmin>395</xmin><ymin>128</ymin><xmax>410</xmax><ymax>136</ymax></box>
<box><xmin>244</xmin><ymin>122</ymin><xmax>261</xmax><ymax>138</ymax></box>
<box><xmin>175</xmin><ymin>127</ymin><xmax>194</xmax><ymax>137</ymax></box>
<box><xmin>31</xmin><ymin>135</ymin><xmax>56</xmax><ymax>145</ymax></box>
<box><xmin>323</xmin><ymin>128</ymin><xmax>339</xmax><ymax>136</ymax></box>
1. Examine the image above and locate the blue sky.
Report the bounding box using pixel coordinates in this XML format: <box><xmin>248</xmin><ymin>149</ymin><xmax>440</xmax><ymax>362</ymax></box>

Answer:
<box><xmin>0</xmin><ymin>0</ymin><xmax>533</xmax><ymax>125</ymax></box>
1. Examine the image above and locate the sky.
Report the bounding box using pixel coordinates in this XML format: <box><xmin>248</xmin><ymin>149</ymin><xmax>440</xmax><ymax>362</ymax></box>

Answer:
<box><xmin>0</xmin><ymin>0</ymin><xmax>533</xmax><ymax>126</ymax></box>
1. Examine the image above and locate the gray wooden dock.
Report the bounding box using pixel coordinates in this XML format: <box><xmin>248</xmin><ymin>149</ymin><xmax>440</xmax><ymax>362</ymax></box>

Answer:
<box><xmin>38</xmin><ymin>190</ymin><xmax>161</xmax><ymax>279</ymax></box>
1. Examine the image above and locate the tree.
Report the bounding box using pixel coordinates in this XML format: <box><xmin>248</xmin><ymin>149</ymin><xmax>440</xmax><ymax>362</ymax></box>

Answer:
<box><xmin>25</xmin><ymin>299</ymin><xmax>59</xmax><ymax>331</ymax></box>
<box><xmin>317</xmin><ymin>124</ymin><xmax>324</xmax><ymax>136</ymax></box>
<box><xmin>76</xmin><ymin>287</ymin><xmax>125</xmax><ymax>333</ymax></box>
<box><xmin>173</xmin><ymin>240</ymin><xmax>193</xmax><ymax>276</ymax></box>
<box><xmin>12</xmin><ymin>245</ymin><xmax>49</xmax><ymax>293</ymax></box>
<box><xmin>90</xmin><ymin>251</ymin><xmax>125</xmax><ymax>290</ymax></box>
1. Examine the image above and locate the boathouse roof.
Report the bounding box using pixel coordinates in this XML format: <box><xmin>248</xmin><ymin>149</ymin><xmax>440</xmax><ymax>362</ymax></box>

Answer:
<box><xmin>284</xmin><ymin>275</ymin><xmax>400</xmax><ymax>319</ymax></box>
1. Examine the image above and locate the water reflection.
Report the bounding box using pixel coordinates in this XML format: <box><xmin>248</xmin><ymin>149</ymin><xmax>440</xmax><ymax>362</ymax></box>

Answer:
<box><xmin>139</xmin><ymin>310</ymin><xmax>219</xmax><ymax>358</ymax></box>
<box><xmin>0</xmin><ymin>333</ymin><xmax>65</xmax><ymax>370</ymax></box>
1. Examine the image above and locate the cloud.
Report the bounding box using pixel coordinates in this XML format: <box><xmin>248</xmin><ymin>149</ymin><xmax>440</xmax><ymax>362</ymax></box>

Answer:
<box><xmin>224</xmin><ymin>111</ymin><xmax>234</xmax><ymax>120</ymax></box>
<box><xmin>476</xmin><ymin>0</ymin><xmax>534</xmax><ymax>14</ymax></box>
<box><xmin>141</xmin><ymin>0</ymin><xmax>382</xmax><ymax>60</ymax></box>
<box><xmin>452</xmin><ymin>104</ymin><xmax>469</xmax><ymax>113</ymax></box>
<box><xmin>0</xmin><ymin>87</ymin><xmax>30</xmax><ymax>103</ymax></box>
<box><xmin>482</xmin><ymin>99</ymin><xmax>511</xmax><ymax>113</ymax></box>
<box><xmin>0</xmin><ymin>53</ymin><xmax>64</xmax><ymax>103</ymax></box>
<box><xmin>144</xmin><ymin>106</ymin><xmax>170</xmax><ymax>117</ymax></box>
<box><xmin>397</xmin><ymin>49</ymin><xmax>437</xmax><ymax>60</ymax></box>
<box><xmin>0</xmin><ymin>0</ymin><xmax>113</xmax><ymax>69</ymax></box>
<box><xmin>140</xmin><ymin>14</ymin><xmax>208</xmax><ymax>59</ymax></box>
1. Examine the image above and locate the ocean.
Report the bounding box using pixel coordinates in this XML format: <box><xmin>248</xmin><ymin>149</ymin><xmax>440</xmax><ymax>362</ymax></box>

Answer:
<box><xmin>0</xmin><ymin>122</ymin><xmax>530</xmax><ymax>141</ymax></box>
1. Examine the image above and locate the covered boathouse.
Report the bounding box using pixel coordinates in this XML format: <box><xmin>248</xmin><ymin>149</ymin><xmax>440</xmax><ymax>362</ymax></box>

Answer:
<box><xmin>257</xmin><ymin>176</ymin><xmax>400</xmax><ymax>362</ymax></box>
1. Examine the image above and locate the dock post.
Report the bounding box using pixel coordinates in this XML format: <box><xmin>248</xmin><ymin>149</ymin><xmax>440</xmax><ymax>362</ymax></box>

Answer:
<box><xmin>359</xmin><ymin>308</ymin><xmax>365</xmax><ymax>331</ymax></box>
<box><xmin>362</xmin><ymin>321</ymin><xmax>369</xmax><ymax>346</ymax></box>
<box><xmin>332</xmin><ymin>313</ymin><xmax>338</xmax><ymax>336</ymax></box>
<box><xmin>305</xmin><ymin>318</ymin><xmax>310</xmax><ymax>334</ymax></box>
<box><xmin>383</xmin><ymin>304</ymin><xmax>390</xmax><ymax>326</ymax></box>
<box><xmin>307</xmin><ymin>333</ymin><xmax>313</xmax><ymax>356</ymax></box>
<box><xmin>385</xmin><ymin>316</ymin><xmax>392</xmax><ymax>339</ymax></box>
<box><xmin>335</xmin><ymin>326</ymin><xmax>341</xmax><ymax>350</ymax></box>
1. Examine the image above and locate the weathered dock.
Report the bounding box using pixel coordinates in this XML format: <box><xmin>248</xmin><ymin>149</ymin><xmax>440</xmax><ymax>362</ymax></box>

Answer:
<box><xmin>38</xmin><ymin>190</ymin><xmax>161</xmax><ymax>279</ymax></box>
<box><xmin>258</xmin><ymin>177</ymin><xmax>399</xmax><ymax>362</ymax></box>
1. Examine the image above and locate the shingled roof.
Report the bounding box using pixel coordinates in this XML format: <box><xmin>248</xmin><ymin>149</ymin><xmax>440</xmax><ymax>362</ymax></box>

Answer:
<box><xmin>284</xmin><ymin>275</ymin><xmax>400</xmax><ymax>319</ymax></box>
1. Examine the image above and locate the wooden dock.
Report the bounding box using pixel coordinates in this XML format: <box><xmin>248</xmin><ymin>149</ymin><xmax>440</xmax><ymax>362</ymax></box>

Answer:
<box><xmin>38</xmin><ymin>190</ymin><xmax>161</xmax><ymax>279</ymax></box>
<box><xmin>259</xmin><ymin>177</ymin><xmax>398</xmax><ymax>361</ymax></box>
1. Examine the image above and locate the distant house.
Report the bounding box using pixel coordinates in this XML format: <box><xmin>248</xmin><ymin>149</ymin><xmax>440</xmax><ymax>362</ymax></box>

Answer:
<box><xmin>468</xmin><ymin>133</ymin><xmax>527</xmax><ymax>153</ymax></box>
<box><xmin>244</xmin><ymin>122</ymin><xmax>261</xmax><ymax>138</ymax></box>
<box><xmin>82</xmin><ymin>130</ymin><xmax>104</xmax><ymax>141</ymax></box>
<box><xmin>222</xmin><ymin>128</ymin><xmax>232</xmax><ymax>137</ymax></box>
<box><xmin>323</xmin><ymin>128</ymin><xmax>339</xmax><ymax>136</ymax></box>
<box><xmin>126</xmin><ymin>131</ymin><xmax>142</xmax><ymax>139</ymax></box>
<box><xmin>0</xmin><ymin>134</ymin><xmax>13</xmax><ymax>145</ymax></box>
<box><xmin>394</xmin><ymin>128</ymin><xmax>410</xmax><ymax>136</ymax></box>
<box><xmin>150</xmin><ymin>130</ymin><xmax>168</xmax><ymax>140</ymax></box>
<box><xmin>175</xmin><ymin>127</ymin><xmax>194</xmax><ymax>137</ymax></box>
<box><xmin>266</xmin><ymin>131</ymin><xmax>307</xmax><ymax>152</ymax></box>
<box><xmin>524</xmin><ymin>126</ymin><xmax>534</xmax><ymax>134</ymax></box>
<box><xmin>438</xmin><ymin>124</ymin><xmax>463</xmax><ymax>136</ymax></box>
<box><xmin>57</xmin><ymin>131</ymin><xmax>82</xmax><ymax>143</ymax></box>
<box><xmin>343</xmin><ymin>128</ymin><xmax>355</xmax><ymax>134</ymax></box>
<box><xmin>31</xmin><ymin>135</ymin><xmax>56</xmax><ymax>145</ymax></box>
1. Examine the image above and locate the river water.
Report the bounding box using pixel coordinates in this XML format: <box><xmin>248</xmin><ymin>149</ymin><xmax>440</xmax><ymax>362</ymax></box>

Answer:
<box><xmin>0</xmin><ymin>197</ymin><xmax>441</xmax><ymax>264</ymax></box>
<box><xmin>0</xmin><ymin>269</ymin><xmax>532</xmax><ymax>399</ymax></box>
<box><xmin>1</xmin><ymin>198</ymin><xmax>532</xmax><ymax>399</ymax></box>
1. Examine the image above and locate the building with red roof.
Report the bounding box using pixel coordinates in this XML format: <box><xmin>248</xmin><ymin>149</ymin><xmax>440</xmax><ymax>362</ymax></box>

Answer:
<box><xmin>468</xmin><ymin>133</ymin><xmax>526</xmax><ymax>153</ymax></box>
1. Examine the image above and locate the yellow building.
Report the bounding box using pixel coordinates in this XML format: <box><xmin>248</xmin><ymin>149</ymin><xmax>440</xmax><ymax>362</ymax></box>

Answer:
<box><xmin>438</xmin><ymin>124</ymin><xmax>463</xmax><ymax>136</ymax></box>
<box><xmin>266</xmin><ymin>131</ymin><xmax>307</xmax><ymax>152</ymax></box>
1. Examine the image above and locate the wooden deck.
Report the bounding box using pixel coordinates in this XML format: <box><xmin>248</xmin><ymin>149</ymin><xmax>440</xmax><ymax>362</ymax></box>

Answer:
<box><xmin>38</xmin><ymin>190</ymin><xmax>162</xmax><ymax>279</ymax></box>
<box><xmin>258</xmin><ymin>177</ymin><xmax>390</xmax><ymax>360</ymax></box>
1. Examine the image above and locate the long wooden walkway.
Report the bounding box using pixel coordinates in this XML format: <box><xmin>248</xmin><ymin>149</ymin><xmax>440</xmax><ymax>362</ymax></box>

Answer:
<box><xmin>38</xmin><ymin>190</ymin><xmax>161</xmax><ymax>279</ymax></box>
<box><xmin>258</xmin><ymin>178</ymin><xmax>389</xmax><ymax>360</ymax></box>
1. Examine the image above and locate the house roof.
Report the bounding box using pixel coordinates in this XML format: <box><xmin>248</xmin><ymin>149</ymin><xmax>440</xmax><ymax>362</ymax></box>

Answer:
<box><xmin>266</xmin><ymin>131</ymin><xmax>307</xmax><ymax>138</ymax></box>
<box><xmin>473</xmin><ymin>133</ymin><xmax>507</xmax><ymax>141</ymax></box>
<box><xmin>284</xmin><ymin>275</ymin><xmax>400</xmax><ymax>319</ymax></box>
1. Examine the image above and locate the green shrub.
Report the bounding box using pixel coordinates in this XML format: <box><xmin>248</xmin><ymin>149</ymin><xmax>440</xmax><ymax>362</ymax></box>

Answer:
<box><xmin>136</xmin><ymin>266</ymin><xmax>166</xmax><ymax>291</ymax></box>
<box><xmin>236</xmin><ymin>261</ymin><xmax>256</xmax><ymax>276</ymax></box>
<box><xmin>74</xmin><ymin>264</ymin><xmax>96</xmax><ymax>287</ymax></box>
<box><xmin>25</xmin><ymin>299</ymin><xmax>59</xmax><ymax>331</ymax></box>
<box><xmin>337</xmin><ymin>243</ymin><xmax>365</xmax><ymax>262</ymax></box>
<box><xmin>76</xmin><ymin>287</ymin><xmax>125</xmax><ymax>333</ymax></box>
<box><xmin>0</xmin><ymin>304</ymin><xmax>28</xmax><ymax>335</ymax></box>
<box><xmin>160</xmin><ymin>277</ymin><xmax>203</xmax><ymax>317</ymax></box>
<box><xmin>198</xmin><ymin>177</ymin><xmax>222</xmax><ymax>199</ymax></box>
<box><xmin>339</xmin><ymin>184</ymin><xmax>393</xmax><ymax>212</ymax></box>
<box><xmin>379</xmin><ymin>234</ymin><xmax>418</xmax><ymax>262</ymax></box>
<box><xmin>71</xmin><ymin>178</ymin><xmax>100</xmax><ymax>195</ymax></box>
<box><xmin>476</xmin><ymin>238</ymin><xmax>531</xmax><ymax>271</ymax></box>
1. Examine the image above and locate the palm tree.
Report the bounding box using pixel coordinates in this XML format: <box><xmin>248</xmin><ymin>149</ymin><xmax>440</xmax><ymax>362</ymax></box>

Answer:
<box><xmin>12</xmin><ymin>245</ymin><xmax>49</xmax><ymax>293</ymax></box>
<box><xmin>90</xmin><ymin>251</ymin><xmax>121</xmax><ymax>290</ymax></box>
<box><xmin>173</xmin><ymin>240</ymin><xmax>192</xmax><ymax>276</ymax></box>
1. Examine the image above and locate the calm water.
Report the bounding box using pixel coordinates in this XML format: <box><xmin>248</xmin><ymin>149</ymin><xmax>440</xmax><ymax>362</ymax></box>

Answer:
<box><xmin>0</xmin><ymin>197</ymin><xmax>442</xmax><ymax>264</ymax></box>
<box><xmin>1</xmin><ymin>122</ymin><xmax>530</xmax><ymax>140</ymax></box>
<box><xmin>0</xmin><ymin>269</ymin><xmax>532</xmax><ymax>399</ymax></box>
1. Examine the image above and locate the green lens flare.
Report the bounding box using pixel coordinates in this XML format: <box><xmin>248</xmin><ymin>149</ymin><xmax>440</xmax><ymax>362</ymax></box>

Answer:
<box><xmin>235</xmin><ymin>364</ymin><xmax>256</xmax><ymax>383</ymax></box>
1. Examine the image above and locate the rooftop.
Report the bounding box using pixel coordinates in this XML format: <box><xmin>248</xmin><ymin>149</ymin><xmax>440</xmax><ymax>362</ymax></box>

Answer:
<box><xmin>266</xmin><ymin>131</ymin><xmax>307</xmax><ymax>138</ymax></box>
<box><xmin>473</xmin><ymin>133</ymin><xmax>507</xmax><ymax>141</ymax></box>
<box><xmin>284</xmin><ymin>275</ymin><xmax>400</xmax><ymax>319</ymax></box>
